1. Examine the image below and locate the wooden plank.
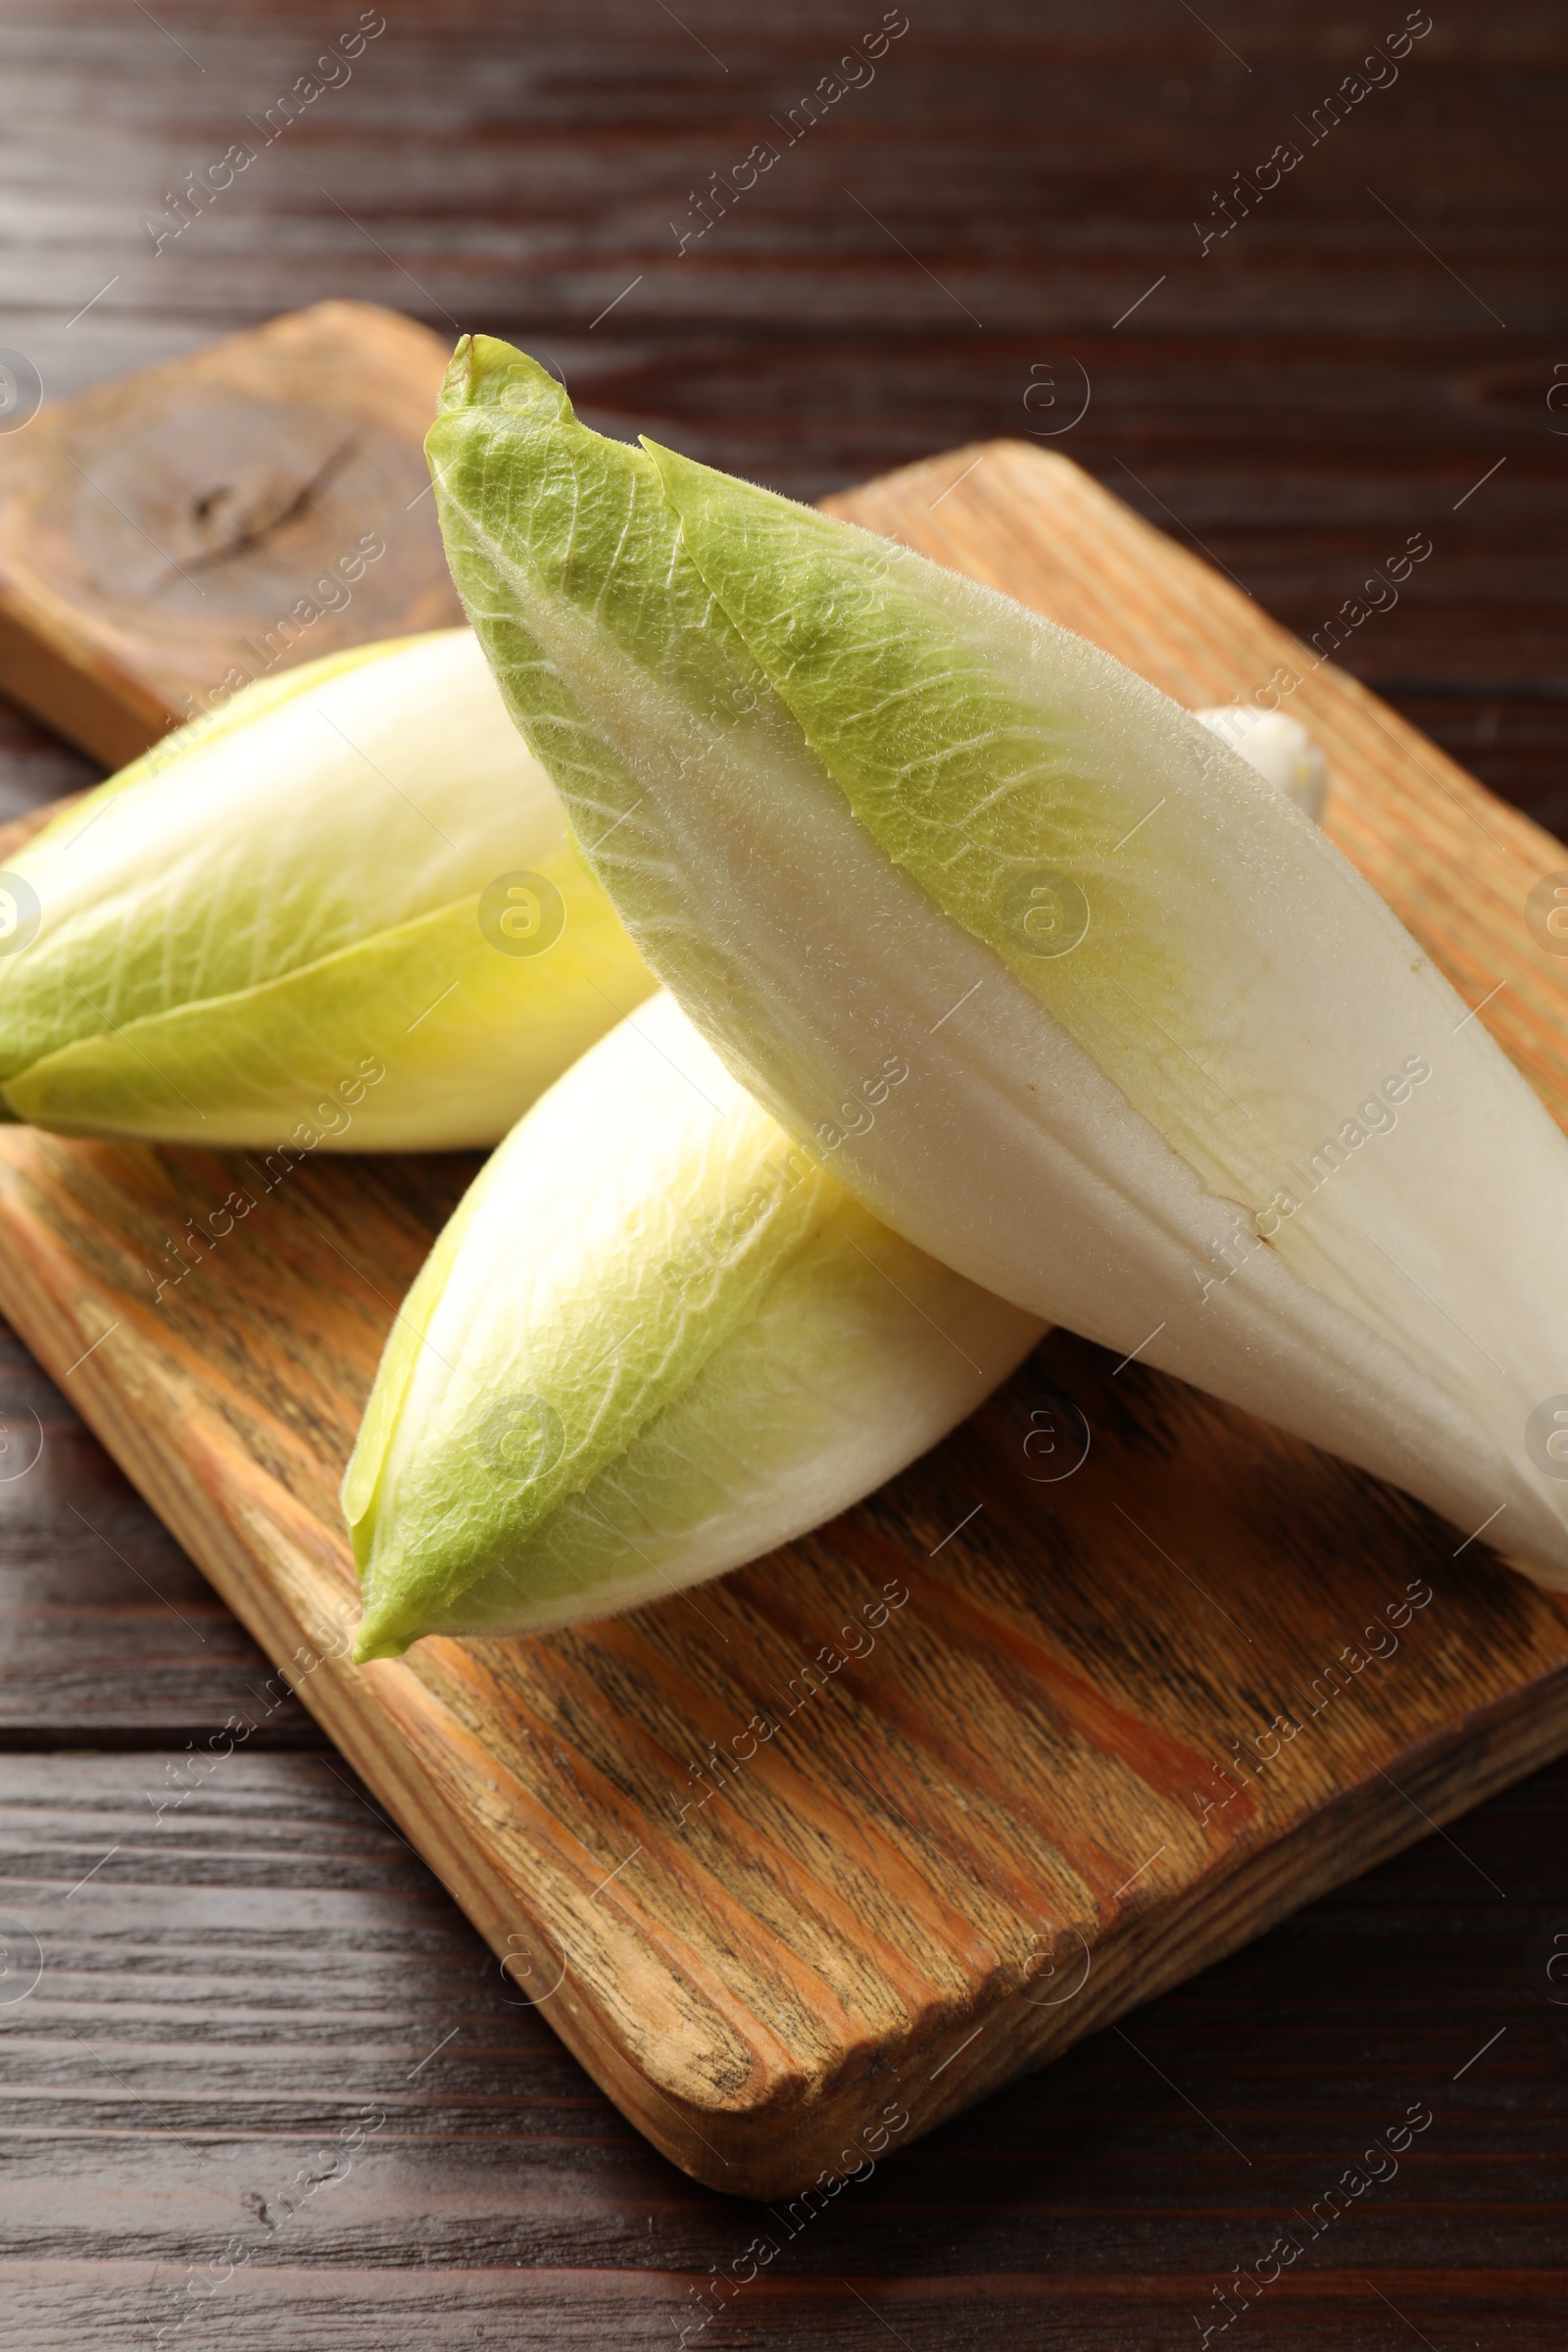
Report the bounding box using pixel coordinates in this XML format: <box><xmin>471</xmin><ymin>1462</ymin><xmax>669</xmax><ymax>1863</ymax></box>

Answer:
<box><xmin>2</xmin><ymin>431</ymin><xmax>1568</xmax><ymax>2194</ymax></box>
<box><xmin>0</xmin><ymin>701</ymin><xmax>95</xmax><ymax>834</ymax></box>
<box><xmin>0</xmin><ymin>1316</ymin><xmax>322</xmax><ymax>1745</ymax></box>
<box><xmin>0</xmin><ymin>1748</ymin><xmax>1563</xmax><ymax>2350</ymax></box>
<box><xmin>0</xmin><ymin>301</ymin><xmax>463</xmax><ymax>766</ymax></box>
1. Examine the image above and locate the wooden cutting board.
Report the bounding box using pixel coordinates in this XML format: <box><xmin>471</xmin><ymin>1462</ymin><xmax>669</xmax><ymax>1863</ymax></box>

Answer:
<box><xmin>0</xmin><ymin>301</ymin><xmax>462</xmax><ymax>766</ymax></box>
<box><xmin>1</xmin><ymin>364</ymin><xmax>1567</xmax><ymax>2197</ymax></box>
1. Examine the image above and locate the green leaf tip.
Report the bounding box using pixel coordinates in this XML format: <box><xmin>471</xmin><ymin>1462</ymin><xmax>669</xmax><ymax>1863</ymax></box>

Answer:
<box><xmin>435</xmin><ymin>333</ymin><xmax>572</xmax><ymax>429</ymax></box>
<box><xmin>343</xmin><ymin>992</ymin><xmax>1041</xmax><ymax>1654</ymax></box>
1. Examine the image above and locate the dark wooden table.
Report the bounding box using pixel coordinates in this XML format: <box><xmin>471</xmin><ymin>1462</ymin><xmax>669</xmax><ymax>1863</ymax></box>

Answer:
<box><xmin>1</xmin><ymin>3</ymin><xmax>1564</xmax><ymax>2343</ymax></box>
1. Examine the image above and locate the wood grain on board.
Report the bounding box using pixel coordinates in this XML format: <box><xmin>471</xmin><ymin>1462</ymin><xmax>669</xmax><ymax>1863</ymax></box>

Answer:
<box><xmin>0</xmin><ymin>437</ymin><xmax>1566</xmax><ymax>2198</ymax></box>
<box><xmin>0</xmin><ymin>301</ymin><xmax>463</xmax><ymax>768</ymax></box>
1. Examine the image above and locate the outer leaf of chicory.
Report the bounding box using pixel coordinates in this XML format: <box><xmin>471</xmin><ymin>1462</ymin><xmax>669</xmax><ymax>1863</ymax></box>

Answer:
<box><xmin>428</xmin><ymin>334</ymin><xmax>1568</xmax><ymax>1586</ymax></box>
<box><xmin>0</xmin><ymin>629</ymin><xmax>654</xmax><ymax>1148</ymax></box>
<box><xmin>346</xmin><ymin>991</ymin><xmax>1042</xmax><ymax>1656</ymax></box>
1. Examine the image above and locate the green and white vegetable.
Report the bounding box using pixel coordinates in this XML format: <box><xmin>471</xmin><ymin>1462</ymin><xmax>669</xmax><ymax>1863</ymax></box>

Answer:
<box><xmin>0</xmin><ymin>628</ymin><xmax>653</xmax><ymax>1149</ymax></box>
<box><xmin>1195</xmin><ymin>706</ymin><xmax>1328</xmax><ymax>821</ymax></box>
<box><xmin>428</xmin><ymin>332</ymin><xmax>1568</xmax><ymax>1587</ymax></box>
<box><xmin>347</xmin><ymin>990</ymin><xmax>1042</xmax><ymax>1658</ymax></box>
